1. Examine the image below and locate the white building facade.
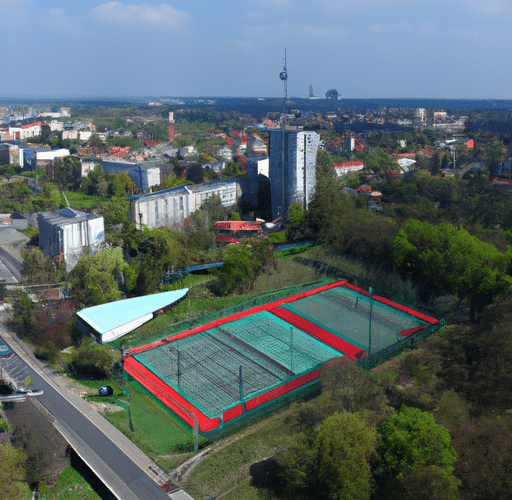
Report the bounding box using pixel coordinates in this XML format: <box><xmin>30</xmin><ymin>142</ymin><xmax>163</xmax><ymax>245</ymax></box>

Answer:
<box><xmin>129</xmin><ymin>180</ymin><xmax>238</xmax><ymax>230</ymax></box>
<box><xmin>37</xmin><ymin>207</ymin><xmax>105</xmax><ymax>272</ymax></box>
<box><xmin>268</xmin><ymin>130</ymin><xmax>321</xmax><ymax>220</ymax></box>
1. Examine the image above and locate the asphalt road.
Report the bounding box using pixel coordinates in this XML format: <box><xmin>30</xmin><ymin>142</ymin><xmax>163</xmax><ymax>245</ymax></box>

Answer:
<box><xmin>0</xmin><ymin>246</ymin><xmax>22</xmax><ymax>282</ymax></box>
<box><xmin>0</xmin><ymin>335</ymin><xmax>172</xmax><ymax>500</ymax></box>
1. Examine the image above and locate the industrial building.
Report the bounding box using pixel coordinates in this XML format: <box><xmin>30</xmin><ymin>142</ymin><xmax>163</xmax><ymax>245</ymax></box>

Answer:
<box><xmin>268</xmin><ymin>130</ymin><xmax>321</xmax><ymax>220</ymax></box>
<box><xmin>37</xmin><ymin>207</ymin><xmax>105</xmax><ymax>272</ymax></box>
<box><xmin>129</xmin><ymin>179</ymin><xmax>238</xmax><ymax>230</ymax></box>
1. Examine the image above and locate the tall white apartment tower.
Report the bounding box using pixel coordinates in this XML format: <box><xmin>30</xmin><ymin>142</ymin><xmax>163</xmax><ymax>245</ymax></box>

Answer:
<box><xmin>268</xmin><ymin>129</ymin><xmax>321</xmax><ymax>220</ymax></box>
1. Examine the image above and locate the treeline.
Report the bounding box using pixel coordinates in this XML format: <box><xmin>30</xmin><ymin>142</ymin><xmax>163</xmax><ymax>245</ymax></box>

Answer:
<box><xmin>244</xmin><ymin>141</ymin><xmax>512</xmax><ymax>499</ymax></box>
<box><xmin>250</xmin><ymin>292</ymin><xmax>512</xmax><ymax>500</ymax></box>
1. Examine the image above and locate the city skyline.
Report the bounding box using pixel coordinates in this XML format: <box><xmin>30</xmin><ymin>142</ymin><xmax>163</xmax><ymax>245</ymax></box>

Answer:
<box><xmin>2</xmin><ymin>0</ymin><xmax>511</xmax><ymax>99</ymax></box>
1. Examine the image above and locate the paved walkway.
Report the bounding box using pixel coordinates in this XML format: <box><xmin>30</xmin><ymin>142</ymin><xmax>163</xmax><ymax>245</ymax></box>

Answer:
<box><xmin>0</xmin><ymin>311</ymin><xmax>195</xmax><ymax>500</ymax></box>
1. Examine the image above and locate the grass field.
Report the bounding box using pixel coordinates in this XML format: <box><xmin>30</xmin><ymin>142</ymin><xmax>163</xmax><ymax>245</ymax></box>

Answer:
<box><xmin>102</xmin><ymin>385</ymin><xmax>196</xmax><ymax>460</ymax></box>
<box><xmin>63</xmin><ymin>191</ymin><xmax>107</xmax><ymax>210</ymax></box>
<box><xmin>40</xmin><ymin>465</ymin><xmax>102</xmax><ymax>500</ymax></box>
<box><xmin>184</xmin><ymin>410</ymin><xmax>298</xmax><ymax>500</ymax></box>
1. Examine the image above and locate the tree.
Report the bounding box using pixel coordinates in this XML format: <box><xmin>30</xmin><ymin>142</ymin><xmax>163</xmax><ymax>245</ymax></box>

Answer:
<box><xmin>276</xmin><ymin>432</ymin><xmax>317</xmax><ymax>499</ymax></box>
<box><xmin>376</xmin><ymin>406</ymin><xmax>458</xmax><ymax>493</ymax></box>
<box><xmin>83</xmin><ymin>164</ymin><xmax>108</xmax><ymax>196</ymax></box>
<box><xmin>315</xmin><ymin>412</ymin><xmax>377</xmax><ymax>500</ymax></box>
<box><xmin>97</xmin><ymin>196</ymin><xmax>130</xmax><ymax>226</ymax></box>
<box><xmin>134</xmin><ymin>228</ymin><xmax>185</xmax><ymax>295</ymax></box>
<box><xmin>0</xmin><ymin>443</ymin><xmax>27</xmax><ymax>499</ymax></box>
<box><xmin>107</xmin><ymin>171</ymin><xmax>136</xmax><ymax>197</ymax></box>
<box><xmin>21</xmin><ymin>248</ymin><xmax>50</xmax><ymax>283</ymax></box>
<box><xmin>186</xmin><ymin>164</ymin><xmax>204</xmax><ymax>184</ymax></box>
<box><xmin>39</xmin><ymin>182</ymin><xmax>63</xmax><ymax>209</ymax></box>
<box><xmin>363</xmin><ymin>147</ymin><xmax>398</xmax><ymax>177</ymax></box>
<box><xmin>483</xmin><ymin>137</ymin><xmax>505</xmax><ymax>174</ymax></box>
<box><xmin>393</xmin><ymin>219</ymin><xmax>512</xmax><ymax>319</ymax></box>
<box><xmin>287</xmin><ymin>202</ymin><xmax>306</xmax><ymax>239</ymax></box>
<box><xmin>183</xmin><ymin>210</ymin><xmax>215</xmax><ymax>251</ymax></box>
<box><xmin>68</xmin><ymin>247</ymin><xmax>134</xmax><ymax>306</ymax></box>
<box><xmin>218</xmin><ymin>244</ymin><xmax>257</xmax><ymax>295</ymax></box>
<box><xmin>52</xmin><ymin>156</ymin><xmax>81</xmax><ymax>190</ymax></box>
<box><xmin>12</xmin><ymin>291</ymin><xmax>35</xmax><ymax>335</ymax></box>
<box><xmin>201</xmin><ymin>194</ymin><xmax>227</xmax><ymax>223</ymax></box>
<box><xmin>453</xmin><ymin>414</ymin><xmax>512</xmax><ymax>500</ymax></box>
<box><xmin>70</xmin><ymin>338</ymin><xmax>118</xmax><ymax>378</ymax></box>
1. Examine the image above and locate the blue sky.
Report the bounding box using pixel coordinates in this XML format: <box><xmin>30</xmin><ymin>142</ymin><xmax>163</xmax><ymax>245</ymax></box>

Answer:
<box><xmin>2</xmin><ymin>0</ymin><xmax>511</xmax><ymax>99</ymax></box>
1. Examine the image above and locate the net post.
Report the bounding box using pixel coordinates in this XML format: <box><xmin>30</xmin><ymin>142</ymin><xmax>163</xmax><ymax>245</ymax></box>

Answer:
<box><xmin>290</xmin><ymin>326</ymin><xmax>294</xmax><ymax>374</ymax></box>
<box><xmin>193</xmin><ymin>418</ymin><xmax>198</xmax><ymax>452</ymax></box>
<box><xmin>368</xmin><ymin>287</ymin><xmax>373</xmax><ymax>358</ymax></box>
<box><xmin>239</xmin><ymin>365</ymin><xmax>245</xmax><ymax>412</ymax></box>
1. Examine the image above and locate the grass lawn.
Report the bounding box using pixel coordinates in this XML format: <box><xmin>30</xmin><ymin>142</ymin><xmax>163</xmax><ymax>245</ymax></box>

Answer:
<box><xmin>41</xmin><ymin>465</ymin><xmax>102</xmax><ymax>500</ymax></box>
<box><xmin>184</xmin><ymin>410</ymin><xmax>298</xmax><ymax>500</ymax></box>
<box><xmin>102</xmin><ymin>385</ymin><xmax>196</xmax><ymax>461</ymax></box>
<box><xmin>63</xmin><ymin>191</ymin><xmax>107</xmax><ymax>210</ymax></box>
<box><xmin>118</xmin><ymin>251</ymin><xmax>328</xmax><ymax>350</ymax></box>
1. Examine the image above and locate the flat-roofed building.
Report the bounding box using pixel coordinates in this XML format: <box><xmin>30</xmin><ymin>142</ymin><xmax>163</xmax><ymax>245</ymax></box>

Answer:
<box><xmin>129</xmin><ymin>179</ymin><xmax>238</xmax><ymax>230</ymax></box>
<box><xmin>38</xmin><ymin>207</ymin><xmax>105</xmax><ymax>272</ymax></box>
<box><xmin>268</xmin><ymin>129</ymin><xmax>321</xmax><ymax>219</ymax></box>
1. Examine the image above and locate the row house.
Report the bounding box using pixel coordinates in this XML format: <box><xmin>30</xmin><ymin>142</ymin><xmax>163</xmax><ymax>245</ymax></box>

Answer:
<box><xmin>9</xmin><ymin>121</ymin><xmax>49</xmax><ymax>140</ymax></box>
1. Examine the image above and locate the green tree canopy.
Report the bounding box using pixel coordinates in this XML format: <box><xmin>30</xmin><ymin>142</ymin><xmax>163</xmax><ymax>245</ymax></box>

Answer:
<box><xmin>71</xmin><ymin>338</ymin><xmax>118</xmax><ymax>378</ymax></box>
<box><xmin>201</xmin><ymin>194</ymin><xmax>227</xmax><ymax>223</ymax></box>
<box><xmin>68</xmin><ymin>247</ymin><xmax>135</xmax><ymax>306</ymax></box>
<box><xmin>107</xmin><ymin>170</ymin><xmax>137</xmax><ymax>197</ymax></box>
<box><xmin>12</xmin><ymin>291</ymin><xmax>35</xmax><ymax>335</ymax></box>
<box><xmin>183</xmin><ymin>210</ymin><xmax>216</xmax><ymax>251</ymax></box>
<box><xmin>315</xmin><ymin>411</ymin><xmax>377</xmax><ymax>500</ymax></box>
<box><xmin>51</xmin><ymin>156</ymin><xmax>82</xmax><ymax>190</ymax></box>
<box><xmin>363</xmin><ymin>147</ymin><xmax>398</xmax><ymax>176</ymax></box>
<box><xmin>393</xmin><ymin>219</ymin><xmax>512</xmax><ymax>319</ymax></box>
<box><xmin>376</xmin><ymin>405</ymin><xmax>457</xmax><ymax>481</ymax></box>
<box><xmin>134</xmin><ymin>227</ymin><xmax>185</xmax><ymax>295</ymax></box>
<box><xmin>21</xmin><ymin>247</ymin><xmax>64</xmax><ymax>284</ymax></box>
<box><xmin>217</xmin><ymin>240</ymin><xmax>273</xmax><ymax>295</ymax></box>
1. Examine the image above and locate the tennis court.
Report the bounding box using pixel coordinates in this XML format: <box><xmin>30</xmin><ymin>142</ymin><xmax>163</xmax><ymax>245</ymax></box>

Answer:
<box><xmin>124</xmin><ymin>280</ymin><xmax>440</xmax><ymax>433</ymax></box>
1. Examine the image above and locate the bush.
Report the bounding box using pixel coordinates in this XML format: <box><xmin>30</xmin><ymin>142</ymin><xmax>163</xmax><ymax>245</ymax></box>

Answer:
<box><xmin>268</xmin><ymin>232</ymin><xmax>287</xmax><ymax>245</ymax></box>
<box><xmin>70</xmin><ymin>338</ymin><xmax>118</xmax><ymax>379</ymax></box>
<box><xmin>34</xmin><ymin>341</ymin><xmax>59</xmax><ymax>364</ymax></box>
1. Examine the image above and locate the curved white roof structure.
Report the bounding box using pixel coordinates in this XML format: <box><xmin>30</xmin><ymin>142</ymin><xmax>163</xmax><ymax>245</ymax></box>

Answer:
<box><xmin>76</xmin><ymin>288</ymin><xmax>188</xmax><ymax>343</ymax></box>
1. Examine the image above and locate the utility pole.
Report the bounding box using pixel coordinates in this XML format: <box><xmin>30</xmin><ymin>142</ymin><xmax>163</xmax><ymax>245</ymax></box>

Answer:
<box><xmin>368</xmin><ymin>287</ymin><xmax>373</xmax><ymax>359</ymax></box>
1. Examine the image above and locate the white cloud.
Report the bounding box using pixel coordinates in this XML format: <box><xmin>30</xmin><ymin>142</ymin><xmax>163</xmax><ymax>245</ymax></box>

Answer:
<box><xmin>93</xmin><ymin>2</ymin><xmax>189</xmax><ymax>30</ymax></box>
<box><xmin>40</xmin><ymin>8</ymin><xmax>89</xmax><ymax>36</ymax></box>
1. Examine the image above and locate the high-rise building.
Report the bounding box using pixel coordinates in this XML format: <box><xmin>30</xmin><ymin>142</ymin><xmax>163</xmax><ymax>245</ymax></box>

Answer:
<box><xmin>268</xmin><ymin>129</ymin><xmax>321</xmax><ymax>220</ymax></box>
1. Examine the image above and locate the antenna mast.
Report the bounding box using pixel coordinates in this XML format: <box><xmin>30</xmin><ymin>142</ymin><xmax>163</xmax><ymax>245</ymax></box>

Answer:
<box><xmin>279</xmin><ymin>49</ymin><xmax>288</xmax><ymax>127</ymax></box>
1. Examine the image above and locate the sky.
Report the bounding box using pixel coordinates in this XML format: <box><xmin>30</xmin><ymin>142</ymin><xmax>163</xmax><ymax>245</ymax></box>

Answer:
<box><xmin>2</xmin><ymin>0</ymin><xmax>512</xmax><ymax>99</ymax></box>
